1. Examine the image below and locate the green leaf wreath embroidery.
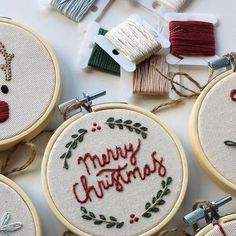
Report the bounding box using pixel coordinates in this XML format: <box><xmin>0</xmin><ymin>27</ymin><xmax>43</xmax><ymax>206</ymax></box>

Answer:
<box><xmin>105</xmin><ymin>117</ymin><xmax>148</xmax><ymax>139</ymax></box>
<box><xmin>80</xmin><ymin>207</ymin><xmax>124</xmax><ymax>229</ymax></box>
<box><xmin>60</xmin><ymin>129</ymin><xmax>87</xmax><ymax>169</ymax></box>
<box><xmin>142</xmin><ymin>177</ymin><xmax>173</xmax><ymax>218</ymax></box>
<box><xmin>0</xmin><ymin>212</ymin><xmax>23</xmax><ymax>236</ymax></box>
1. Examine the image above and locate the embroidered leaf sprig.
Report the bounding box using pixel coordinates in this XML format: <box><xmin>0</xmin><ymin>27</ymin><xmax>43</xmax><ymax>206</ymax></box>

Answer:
<box><xmin>142</xmin><ymin>177</ymin><xmax>172</xmax><ymax>218</ymax></box>
<box><xmin>80</xmin><ymin>206</ymin><xmax>124</xmax><ymax>229</ymax></box>
<box><xmin>0</xmin><ymin>212</ymin><xmax>23</xmax><ymax>236</ymax></box>
<box><xmin>224</xmin><ymin>140</ymin><xmax>236</xmax><ymax>147</ymax></box>
<box><xmin>60</xmin><ymin>129</ymin><xmax>88</xmax><ymax>169</ymax></box>
<box><xmin>105</xmin><ymin>117</ymin><xmax>148</xmax><ymax>139</ymax></box>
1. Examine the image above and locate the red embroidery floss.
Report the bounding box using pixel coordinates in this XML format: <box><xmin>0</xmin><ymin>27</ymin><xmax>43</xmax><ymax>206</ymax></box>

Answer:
<box><xmin>169</xmin><ymin>21</ymin><xmax>215</xmax><ymax>59</ymax></box>
<box><xmin>0</xmin><ymin>100</ymin><xmax>9</xmax><ymax>123</ymax></box>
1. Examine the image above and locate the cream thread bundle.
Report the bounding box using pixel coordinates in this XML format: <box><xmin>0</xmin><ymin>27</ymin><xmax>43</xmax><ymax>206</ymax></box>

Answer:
<box><xmin>105</xmin><ymin>16</ymin><xmax>162</xmax><ymax>64</ymax></box>
<box><xmin>157</xmin><ymin>0</ymin><xmax>187</xmax><ymax>11</ymax></box>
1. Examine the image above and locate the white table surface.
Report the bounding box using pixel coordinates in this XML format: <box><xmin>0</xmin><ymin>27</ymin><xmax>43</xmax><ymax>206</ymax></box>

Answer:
<box><xmin>0</xmin><ymin>0</ymin><xmax>236</xmax><ymax>235</ymax></box>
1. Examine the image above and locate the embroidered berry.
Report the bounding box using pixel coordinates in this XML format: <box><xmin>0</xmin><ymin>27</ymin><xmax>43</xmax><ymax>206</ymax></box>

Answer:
<box><xmin>1</xmin><ymin>85</ymin><xmax>9</xmax><ymax>94</ymax></box>
<box><xmin>230</xmin><ymin>89</ymin><xmax>236</xmax><ymax>101</ymax></box>
<box><xmin>91</xmin><ymin>128</ymin><xmax>96</xmax><ymax>132</ymax></box>
<box><xmin>130</xmin><ymin>214</ymin><xmax>135</xmax><ymax>218</ymax></box>
<box><xmin>91</xmin><ymin>122</ymin><xmax>102</xmax><ymax>132</ymax></box>
<box><xmin>93</xmin><ymin>122</ymin><xmax>97</xmax><ymax>127</ymax></box>
<box><xmin>129</xmin><ymin>220</ymin><xmax>134</xmax><ymax>224</ymax></box>
<box><xmin>0</xmin><ymin>100</ymin><xmax>9</xmax><ymax>123</ymax></box>
<box><xmin>134</xmin><ymin>217</ymin><xmax>139</xmax><ymax>222</ymax></box>
<box><xmin>97</xmin><ymin>126</ymin><xmax>101</xmax><ymax>130</ymax></box>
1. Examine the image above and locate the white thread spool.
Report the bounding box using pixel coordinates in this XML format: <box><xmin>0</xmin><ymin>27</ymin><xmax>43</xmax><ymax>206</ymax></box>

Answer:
<box><xmin>95</xmin><ymin>15</ymin><xmax>170</xmax><ymax>72</ymax></box>
<box><xmin>158</xmin><ymin>0</ymin><xmax>187</xmax><ymax>11</ymax></box>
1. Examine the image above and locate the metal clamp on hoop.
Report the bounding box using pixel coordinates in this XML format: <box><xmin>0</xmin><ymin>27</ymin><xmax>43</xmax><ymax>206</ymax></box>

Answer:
<box><xmin>184</xmin><ymin>196</ymin><xmax>232</xmax><ymax>232</ymax></box>
<box><xmin>208</xmin><ymin>53</ymin><xmax>236</xmax><ymax>72</ymax></box>
<box><xmin>58</xmin><ymin>91</ymin><xmax>106</xmax><ymax>120</ymax></box>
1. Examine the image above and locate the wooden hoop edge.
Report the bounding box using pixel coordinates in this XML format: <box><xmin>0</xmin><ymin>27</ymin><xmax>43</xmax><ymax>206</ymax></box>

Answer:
<box><xmin>189</xmin><ymin>71</ymin><xmax>236</xmax><ymax>194</ymax></box>
<box><xmin>0</xmin><ymin>174</ymin><xmax>42</xmax><ymax>236</ymax></box>
<box><xmin>41</xmin><ymin>103</ymin><xmax>188</xmax><ymax>236</ymax></box>
<box><xmin>0</xmin><ymin>18</ymin><xmax>61</xmax><ymax>151</ymax></box>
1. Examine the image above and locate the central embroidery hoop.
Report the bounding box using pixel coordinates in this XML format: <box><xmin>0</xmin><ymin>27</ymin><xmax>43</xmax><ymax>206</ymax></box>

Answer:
<box><xmin>42</xmin><ymin>103</ymin><xmax>188</xmax><ymax>236</ymax></box>
<box><xmin>0</xmin><ymin>174</ymin><xmax>42</xmax><ymax>236</ymax></box>
<box><xmin>190</xmin><ymin>70</ymin><xmax>236</xmax><ymax>194</ymax></box>
<box><xmin>0</xmin><ymin>18</ymin><xmax>60</xmax><ymax>151</ymax></box>
<box><xmin>195</xmin><ymin>214</ymin><xmax>236</xmax><ymax>236</ymax></box>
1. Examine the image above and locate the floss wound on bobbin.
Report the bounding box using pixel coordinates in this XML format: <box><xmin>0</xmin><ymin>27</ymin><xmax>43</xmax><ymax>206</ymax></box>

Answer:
<box><xmin>136</xmin><ymin>0</ymin><xmax>188</xmax><ymax>17</ymax></box>
<box><xmin>95</xmin><ymin>15</ymin><xmax>170</xmax><ymax>72</ymax></box>
<box><xmin>133</xmin><ymin>55</ymin><xmax>169</xmax><ymax>96</ymax></box>
<box><xmin>39</xmin><ymin>0</ymin><xmax>112</xmax><ymax>30</ymax></box>
<box><xmin>165</xmin><ymin>12</ymin><xmax>218</xmax><ymax>66</ymax></box>
<box><xmin>78</xmin><ymin>22</ymin><xmax>120</xmax><ymax>76</ymax></box>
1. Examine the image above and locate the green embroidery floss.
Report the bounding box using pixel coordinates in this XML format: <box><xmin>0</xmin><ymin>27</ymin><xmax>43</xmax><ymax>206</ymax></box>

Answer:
<box><xmin>88</xmin><ymin>28</ymin><xmax>120</xmax><ymax>76</ymax></box>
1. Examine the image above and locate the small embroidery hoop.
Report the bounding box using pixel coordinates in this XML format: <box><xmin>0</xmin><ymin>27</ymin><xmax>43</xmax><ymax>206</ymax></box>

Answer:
<box><xmin>0</xmin><ymin>18</ymin><xmax>61</xmax><ymax>151</ymax></box>
<box><xmin>190</xmin><ymin>69</ymin><xmax>236</xmax><ymax>194</ymax></box>
<box><xmin>0</xmin><ymin>174</ymin><xmax>42</xmax><ymax>235</ymax></box>
<box><xmin>42</xmin><ymin>103</ymin><xmax>188</xmax><ymax>236</ymax></box>
<box><xmin>195</xmin><ymin>214</ymin><xmax>236</xmax><ymax>235</ymax></box>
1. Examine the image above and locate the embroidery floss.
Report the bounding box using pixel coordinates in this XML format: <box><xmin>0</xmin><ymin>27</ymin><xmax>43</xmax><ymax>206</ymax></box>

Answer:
<box><xmin>88</xmin><ymin>28</ymin><xmax>120</xmax><ymax>75</ymax></box>
<box><xmin>50</xmin><ymin>0</ymin><xmax>96</xmax><ymax>23</ymax></box>
<box><xmin>105</xmin><ymin>16</ymin><xmax>162</xmax><ymax>64</ymax></box>
<box><xmin>133</xmin><ymin>55</ymin><xmax>169</xmax><ymax>96</ymax></box>
<box><xmin>158</xmin><ymin>0</ymin><xmax>187</xmax><ymax>11</ymax></box>
<box><xmin>169</xmin><ymin>21</ymin><xmax>216</xmax><ymax>59</ymax></box>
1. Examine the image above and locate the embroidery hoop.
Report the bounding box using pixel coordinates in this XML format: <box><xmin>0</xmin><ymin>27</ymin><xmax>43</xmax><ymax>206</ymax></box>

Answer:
<box><xmin>0</xmin><ymin>174</ymin><xmax>42</xmax><ymax>235</ymax></box>
<box><xmin>0</xmin><ymin>18</ymin><xmax>61</xmax><ymax>151</ymax></box>
<box><xmin>195</xmin><ymin>214</ymin><xmax>236</xmax><ymax>235</ymax></box>
<box><xmin>42</xmin><ymin>103</ymin><xmax>188</xmax><ymax>236</ymax></box>
<box><xmin>190</xmin><ymin>70</ymin><xmax>236</xmax><ymax>194</ymax></box>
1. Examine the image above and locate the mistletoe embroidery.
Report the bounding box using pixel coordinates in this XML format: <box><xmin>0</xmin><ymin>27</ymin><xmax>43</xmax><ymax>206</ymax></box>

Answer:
<box><xmin>105</xmin><ymin>117</ymin><xmax>148</xmax><ymax>139</ymax></box>
<box><xmin>0</xmin><ymin>212</ymin><xmax>23</xmax><ymax>236</ymax></box>
<box><xmin>142</xmin><ymin>177</ymin><xmax>173</xmax><ymax>218</ymax></box>
<box><xmin>80</xmin><ymin>207</ymin><xmax>124</xmax><ymax>229</ymax></box>
<box><xmin>60</xmin><ymin>129</ymin><xmax>87</xmax><ymax>169</ymax></box>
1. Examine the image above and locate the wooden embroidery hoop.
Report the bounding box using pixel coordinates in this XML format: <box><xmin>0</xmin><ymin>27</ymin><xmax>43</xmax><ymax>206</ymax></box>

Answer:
<box><xmin>189</xmin><ymin>70</ymin><xmax>236</xmax><ymax>194</ymax></box>
<box><xmin>0</xmin><ymin>18</ymin><xmax>61</xmax><ymax>151</ymax></box>
<box><xmin>0</xmin><ymin>174</ymin><xmax>42</xmax><ymax>235</ymax></box>
<box><xmin>195</xmin><ymin>214</ymin><xmax>236</xmax><ymax>235</ymax></box>
<box><xmin>42</xmin><ymin>103</ymin><xmax>188</xmax><ymax>236</ymax></box>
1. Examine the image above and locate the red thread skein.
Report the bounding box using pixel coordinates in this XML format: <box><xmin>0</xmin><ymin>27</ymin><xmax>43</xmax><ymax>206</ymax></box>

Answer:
<box><xmin>169</xmin><ymin>21</ymin><xmax>215</xmax><ymax>59</ymax></box>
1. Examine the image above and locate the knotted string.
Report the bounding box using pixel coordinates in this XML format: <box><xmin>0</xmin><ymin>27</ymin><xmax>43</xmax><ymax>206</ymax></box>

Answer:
<box><xmin>151</xmin><ymin>64</ymin><xmax>210</xmax><ymax>113</ymax></box>
<box><xmin>0</xmin><ymin>142</ymin><xmax>36</xmax><ymax>176</ymax></box>
<box><xmin>159</xmin><ymin>228</ymin><xmax>191</xmax><ymax>236</ymax></box>
<box><xmin>192</xmin><ymin>200</ymin><xmax>220</xmax><ymax>232</ymax></box>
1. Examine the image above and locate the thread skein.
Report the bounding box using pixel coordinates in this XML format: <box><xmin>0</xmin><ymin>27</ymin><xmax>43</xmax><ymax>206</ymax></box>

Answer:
<box><xmin>133</xmin><ymin>55</ymin><xmax>169</xmax><ymax>96</ymax></box>
<box><xmin>158</xmin><ymin>0</ymin><xmax>187</xmax><ymax>11</ymax></box>
<box><xmin>88</xmin><ymin>28</ymin><xmax>120</xmax><ymax>75</ymax></box>
<box><xmin>50</xmin><ymin>0</ymin><xmax>96</xmax><ymax>22</ymax></box>
<box><xmin>169</xmin><ymin>21</ymin><xmax>215</xmax><ymax>59</ymax></box>
<box><xmin>106</xmin><ymin>16</ymin><xmax>162</xmax><ymax>64</ymax></box>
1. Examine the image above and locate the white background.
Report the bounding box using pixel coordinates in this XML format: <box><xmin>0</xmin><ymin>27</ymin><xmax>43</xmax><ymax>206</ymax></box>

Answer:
<box><xmin>0</xmin><ymin>0</ymin><xmax>236</xmax><ymax>235</ymax></box>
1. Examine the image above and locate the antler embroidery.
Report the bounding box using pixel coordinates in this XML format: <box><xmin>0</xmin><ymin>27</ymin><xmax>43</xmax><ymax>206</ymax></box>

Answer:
<box><xmin>0</xmin><ymin>42</ymin><xmax>14</xmax><ymax>81</ymax></box>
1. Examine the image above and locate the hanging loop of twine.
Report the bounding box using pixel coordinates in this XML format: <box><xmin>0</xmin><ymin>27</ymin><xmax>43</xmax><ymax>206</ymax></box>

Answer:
<box><xmin>192</xmin><ymin>200</ymin><xmax>220</xmax><ymax>232</ymax></box>
<box><xmin>159</xmin><ymin>228</ymin><xmax>191</xmax><ymax>236</ymax></box>
<box><xmin>62</xmin><ymin>230</ymin><xmax>75</xmax><ymax>236</ymax></box>
<box><xmin>151</xmin><ymin>64</ymin><xmax>210</xmax><ymax>113</ymax></box>
<box><xmin>0</xmin><ymin>142</ymin><xmax>36</xmax><ymax>176</ymax></box>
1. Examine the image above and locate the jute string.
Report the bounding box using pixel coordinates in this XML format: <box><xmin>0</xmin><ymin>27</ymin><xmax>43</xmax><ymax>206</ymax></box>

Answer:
<box><xmin>151</xmin><ymin>64</ymin><xmax>212</xmax><ymax>113</ymax></box>
<box><xmin>0</xmin><ymin>142</ymin><xmax>36</xmax><ymax>176</ymax></box>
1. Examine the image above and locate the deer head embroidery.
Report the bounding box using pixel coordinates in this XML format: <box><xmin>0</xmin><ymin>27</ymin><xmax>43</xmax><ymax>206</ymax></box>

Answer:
<box><xmin>0</xmin><ymin>42</ymin><xmax>14</xmax><ymax>81</ymax></box>
<box><xmin>0</xmin><ymin>42</ymin><xmax>14</xmax><ymax>123</ymax></box>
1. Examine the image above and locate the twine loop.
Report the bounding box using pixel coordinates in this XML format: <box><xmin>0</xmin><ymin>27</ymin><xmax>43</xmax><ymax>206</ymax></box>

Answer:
<box><xmin>0</xmin><ymin>142</ymin><xmax>36</xmax><ymax>176</ymax></box>
<box><xmin>192</xmin><ymin>200</ymin><xmax>220</xmax><ymax>232</ymax></box>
